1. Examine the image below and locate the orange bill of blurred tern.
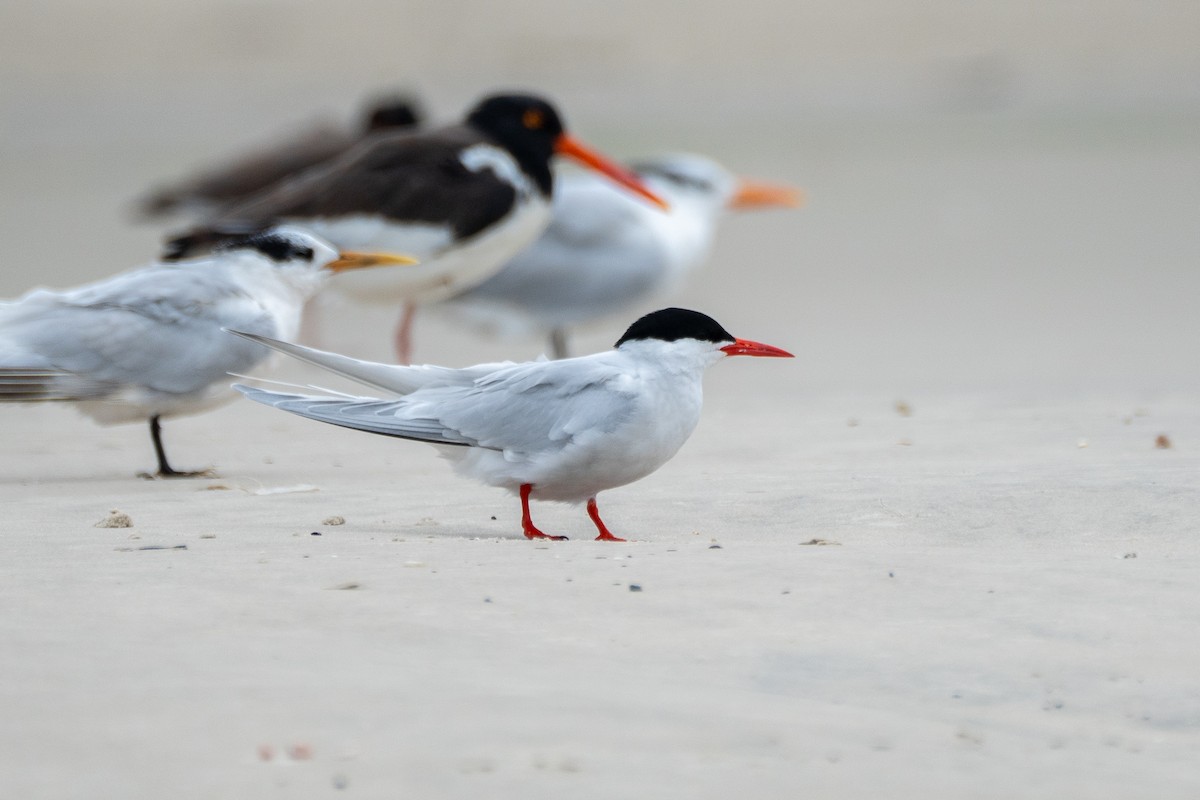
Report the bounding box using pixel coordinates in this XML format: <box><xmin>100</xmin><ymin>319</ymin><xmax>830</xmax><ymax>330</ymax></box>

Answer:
<box><xmin>231</xmin><ymin>308</ymin><xmax>792</xmax><ymax>541</ymax></box>
<box><xmin>0</xmin><ymin>227</ymin><xmax>416</xmax><ymax>477</ymax></box>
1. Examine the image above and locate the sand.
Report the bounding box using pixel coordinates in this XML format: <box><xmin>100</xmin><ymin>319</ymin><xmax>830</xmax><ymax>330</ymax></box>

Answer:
<box><xmin>2</xmin><ymin>2</ymin><xmax>1199</xmax><ymax>798</ymax></box>
<box><xmin>3</xmin><ymin>390</ymin><xmax>1198</xmax><ymax>798</ymax></box>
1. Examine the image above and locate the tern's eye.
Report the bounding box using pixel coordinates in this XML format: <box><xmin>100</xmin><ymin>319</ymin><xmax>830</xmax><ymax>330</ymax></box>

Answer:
<box><xmin>522</xmin><ymin>108</ymin><xmax>546</xmax><ymax>130</ymax></box>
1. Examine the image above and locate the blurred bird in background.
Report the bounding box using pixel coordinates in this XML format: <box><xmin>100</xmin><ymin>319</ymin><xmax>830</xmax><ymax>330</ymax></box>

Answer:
<box><xmin>438</xmin><ymin>153</ymin><xmax>802</xmax><ymax>358</ymax></box>
<box><xmin>0</xmin><ymin>227</ymin><xmax>415</xmax><ymax>477</ymax></box>
<box><xmin>163</xmin><ymin>93</ymin><xmax>668</xmax><ymax>363</ymax></box>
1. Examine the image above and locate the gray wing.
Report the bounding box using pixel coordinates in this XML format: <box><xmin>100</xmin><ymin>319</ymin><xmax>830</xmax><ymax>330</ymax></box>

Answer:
<box><xmin>234</xmin><ymin>354</ymin><xmax>638</xmax><ymax>455</ymax></box>
<box><xmin>234</xmin><ymin>385</ymin><xmax>483</xmax><ymax>447</ymax></box>
<box><xmin>429</xmin><ymin>357</ymin><xmax>638</xmax><ymax>453</ymax></box>
<box><xmin>0</xmin><ymin>267</ymin><xmax>277</xmax><ymax>398</ymax></box>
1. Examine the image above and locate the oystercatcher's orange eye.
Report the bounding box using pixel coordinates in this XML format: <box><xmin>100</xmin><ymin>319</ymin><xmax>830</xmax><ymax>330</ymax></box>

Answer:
<box><xmin>522</xmin><ymin>109</ymin><xmax>545</xmax><ymax>129</ymax></box>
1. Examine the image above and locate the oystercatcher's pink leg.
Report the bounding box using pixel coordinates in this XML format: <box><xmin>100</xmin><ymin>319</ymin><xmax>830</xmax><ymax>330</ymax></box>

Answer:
<box><xmin>520</xmin><ymin>484</ymin><xmax>568</xmax><ymax>540</ymax></box>
<box><xmin>394</xmin><ymin>302</ymin><xmax>417</xmax><ymax>365</ymax></box>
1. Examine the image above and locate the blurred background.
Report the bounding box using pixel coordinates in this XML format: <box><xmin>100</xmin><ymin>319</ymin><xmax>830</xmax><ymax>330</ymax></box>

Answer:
<box><xmin>1</xmin><ymin>0</ymin><xmax>1197</xmax><ymax>394</ymax></box>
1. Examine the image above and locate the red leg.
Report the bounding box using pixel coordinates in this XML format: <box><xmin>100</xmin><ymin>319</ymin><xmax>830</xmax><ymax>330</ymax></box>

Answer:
<box><xmin>586</xmin><ymin>497</ymin><xmax>627</xmax><ymax>542</ymax></box>
<box><xmin>394</xmin><ymin>303</ymin><xmax>417</xmax><ymax>365</ymax></box>
<box><xmin>520</xmin><ymin>484</ymin><xmax>568</xmax><ymax>541</ymax></box>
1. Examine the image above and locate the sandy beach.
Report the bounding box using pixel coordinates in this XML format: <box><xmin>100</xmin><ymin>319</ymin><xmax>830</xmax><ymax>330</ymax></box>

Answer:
<box><xmin>2</xmin><ymin>2</ymin><xmax>1199</xmax><ymax>797</ymax></box>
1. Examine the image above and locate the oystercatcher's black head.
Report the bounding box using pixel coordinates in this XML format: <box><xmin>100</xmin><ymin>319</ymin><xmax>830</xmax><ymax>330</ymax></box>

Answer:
<box><xmin>466</xmin><ymin>94</ymin><xmax>565</xmax><ymax>194</ymax></box>
<box><xmin>466</xmin><ymin>92</ymin><xmax>668</xmax><ymax>209</ymax></box>
<box><xmin>363</xmin><ymin>95</ymin><xmax>423</xmax><ymax>132</ymax></box>
<box><xmin>615</xmin><ymin>308</ymin><xmax>734</xmax><ymax>347</ymax></box>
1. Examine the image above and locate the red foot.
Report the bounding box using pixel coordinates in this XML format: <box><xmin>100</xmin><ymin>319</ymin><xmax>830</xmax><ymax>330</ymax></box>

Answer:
<box><xmin>587</xmin><ymin>498</ymin><xmax>627</xmax><ymax>542</ymax></box>
<box><xmin>523</xmin><ymin>526</ymin><xmax>569</xmax><ymax>541</ymax></box>
<box><xmin>520</xmin><ymin>484</ymin><xmax>568</xmax><ymax>541</ymax></box>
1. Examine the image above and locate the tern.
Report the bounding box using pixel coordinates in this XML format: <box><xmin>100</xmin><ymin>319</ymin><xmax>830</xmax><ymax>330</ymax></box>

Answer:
<box><xmin>167</xmin><ymin>93</ymin><xmax>668</xmax><ymax>362</ymax></box>
<box><xmin>231</xmin><ymin>307</ymin><xmax>792</xmax><ymax>541</ymax></box>
<box><xmin>440</xmin><ymin>153</ymin><xmax>802</xmax><ymax>358</ymax></box>
<box><xmin>0</xmin><ymin>227</ymin><xmax>415</xmax><ymax>477</ymax></box>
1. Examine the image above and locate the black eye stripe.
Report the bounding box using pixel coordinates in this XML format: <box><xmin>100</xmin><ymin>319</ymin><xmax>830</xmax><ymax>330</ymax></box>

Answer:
<box><xmin>629</xmin><ymin>164</ymin><xmax>715</xmax><ymax>193</ymax></box>
<box><xmin>215</xmin><ymin>234</ymin><xmax>315</xmax><ymax>263</ymax></box>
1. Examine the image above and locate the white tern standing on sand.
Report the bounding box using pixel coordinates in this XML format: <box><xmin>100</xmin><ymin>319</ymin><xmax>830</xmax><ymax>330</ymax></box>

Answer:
<box><xmin>231</xmin><ymin>307</ymin><xmax>792</xmax><ymax>541</ymax></box>
<box><xmin>0</xmin><ymin>227</ymin><xmax>416</xmax><ymax>477</ymax></box>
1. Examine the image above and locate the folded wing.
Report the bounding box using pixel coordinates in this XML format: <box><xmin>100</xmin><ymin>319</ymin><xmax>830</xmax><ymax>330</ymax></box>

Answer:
<box><xmin>1</xmin><ymin>269</ymin><xmax>276</xmax><ymax>400</ymax></box>
<box><xmin>233</xmin><ymin>347</ymin><xmax>640</xmax><ymax>457</ymax></box>
<box><xmin>234</xmin><ymin>385</ymin><xmax>483</xmax><ymax>446</ymax></box>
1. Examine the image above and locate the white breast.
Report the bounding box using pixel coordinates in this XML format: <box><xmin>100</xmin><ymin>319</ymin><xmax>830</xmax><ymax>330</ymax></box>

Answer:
<box><xmin>445</xmin><ymin>362</ymin><xmax>706</xmax><ymax>503</ymax></box>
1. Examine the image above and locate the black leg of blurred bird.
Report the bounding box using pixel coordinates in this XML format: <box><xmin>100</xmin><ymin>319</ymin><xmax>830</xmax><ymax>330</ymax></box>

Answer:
<box><xmin>148</xmin><ymin>415</ymin><xmax>208</xmax><ymax>478</ymax></box>
<box><xmin>549</xmin><ymin>328</ymin><xmax>570</xmax><ymax>360</ymax></box>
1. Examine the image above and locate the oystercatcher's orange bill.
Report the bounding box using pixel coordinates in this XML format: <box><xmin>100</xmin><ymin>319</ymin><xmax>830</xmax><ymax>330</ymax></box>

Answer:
<box><xmin>555</xmin><ymin>134</ymin><xmax>670</xmax><ymax>211</ymax></box>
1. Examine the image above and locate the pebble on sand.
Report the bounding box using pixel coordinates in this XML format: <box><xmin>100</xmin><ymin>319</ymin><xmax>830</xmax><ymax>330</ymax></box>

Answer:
<box><xmin>94</xmin><ymin>509</ymin><xmax>133</xmax><ymax>528</ymax></box>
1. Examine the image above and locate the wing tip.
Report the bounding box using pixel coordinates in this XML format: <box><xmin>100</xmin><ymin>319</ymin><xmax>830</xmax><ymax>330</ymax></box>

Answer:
<box><xmin>224</xmin><ymin>328</ymin><xmax>265</xmax><ymax>344</ymax></box>
<box><xmin>231</xmin><ymin>382</ymin><xmax>293</xmax><ymax>405</ymax></box>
